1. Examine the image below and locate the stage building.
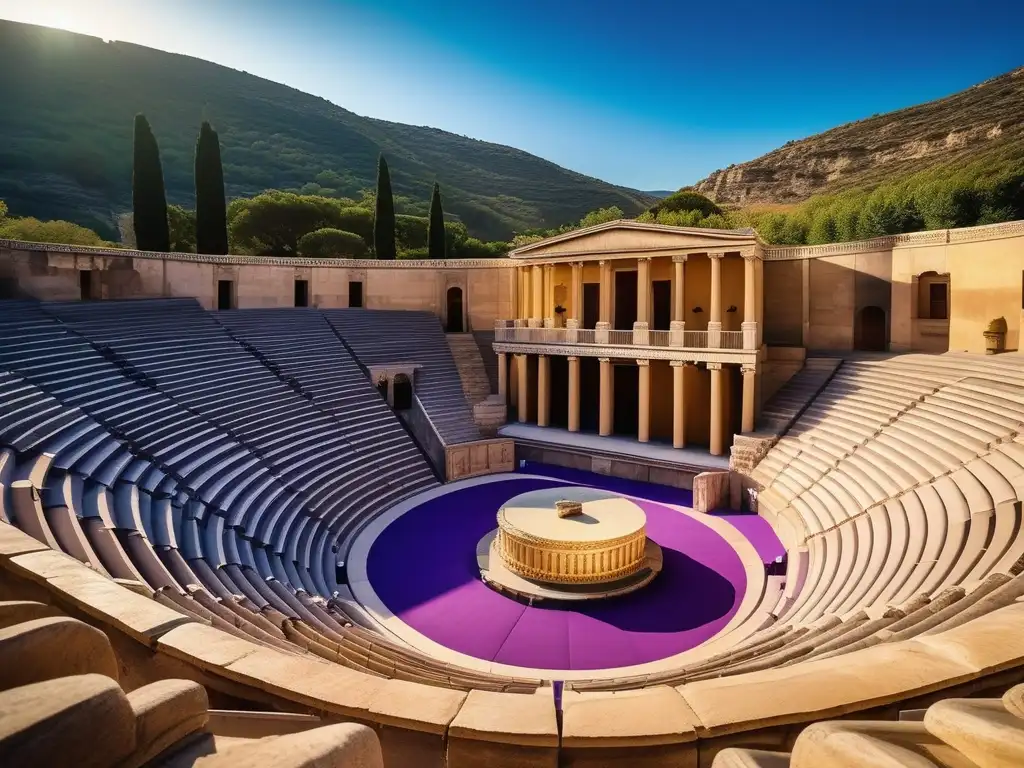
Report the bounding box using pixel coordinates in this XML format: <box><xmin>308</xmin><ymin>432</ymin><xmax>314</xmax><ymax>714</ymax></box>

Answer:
<box><xmin>493</xmin><ymin>220</ymin><xmax>763</xmax><ymax>457</ymax></box>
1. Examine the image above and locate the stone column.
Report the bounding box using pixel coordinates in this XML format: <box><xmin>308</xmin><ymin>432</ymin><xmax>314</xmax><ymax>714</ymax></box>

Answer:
<box><xmin>637</xmin><ymin>359</ymin><xmax>651</xmax><ymax>443</ymax></box>
<box><xmin>637</xmin><ymin>257</ymin><xmax>651</xmax><ymax>325</ymax></box>
<box><xmin>671</xmin><ymin>360</ymin><xmax>686</xmax><ymax>448</ymax></box>
<box><xmin>531</xmin><ymin>265</ymin><xmax>543</xmax><ymax>321</ymax></box>
<box><xmin>599</xmin><ymin>260</ymin><xmax>612</xmax><ymax>324</ymax></box>
<box><xmin>599</xmin><ymin>358</ymin><xmax>613</xmax><ymax>436</ymax></box>
<box><xmin>568</xmin><ymin>356</ymin><xmax>580</xmax><ymax>433</ymax></box>
<box><xmin>741</xmin><ymin>364</ymin><xmax>756</xmax><ymax>433</ymax></box>
<box><xmin>516</xmin><ymin>353</ymin><xmax>529</xmax><ymax>423</ymax></box>
<box><xmin>672</xmin><ymin>255</ymin><xmax>687</xmax><ymax>322</ymax></box>
<box><xmin>570</xmin><ymin>262</ymin><xmax>583</xmax><ymax>324</ymax></box>
<box><xmin>708</xmin><ymin>253</ymin><xmax>724</xmax><ymax>348</ymax></box>
<box><xmin>497</xmin><ymin>352</ymin><xmax>507</xmax><ymax>398</ymax></box>
<box><xmin>708</xmin><ymin>362</ymin><xmax>723</xmax><ymax>456</ymax></box>
<box><xmin>742</xmin><ymin>250</ymin><xmax>758</xmax><ymax>350</ymax></box>
<box><xmin>537</xmin><ymin>355</ymin><xmax>550</xmax><ymax>427</ymax></box>
<box><xmin>542</xmin><ymin>264</ymin><xmax>554</xmax><ymax>324</ymax></box>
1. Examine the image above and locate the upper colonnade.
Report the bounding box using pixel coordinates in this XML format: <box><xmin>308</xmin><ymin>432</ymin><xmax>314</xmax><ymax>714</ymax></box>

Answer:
<box><xmin>496</xmin><ymin>219</ymin><xmax>764</xmax><ymax>365</ymax></box>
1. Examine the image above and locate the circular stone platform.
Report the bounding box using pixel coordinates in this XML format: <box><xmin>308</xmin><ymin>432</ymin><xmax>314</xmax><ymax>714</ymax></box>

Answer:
<box><xmin>498</xmin><ymin>490</ymin><xmax>650</xmax><ymax>584</ymax></box>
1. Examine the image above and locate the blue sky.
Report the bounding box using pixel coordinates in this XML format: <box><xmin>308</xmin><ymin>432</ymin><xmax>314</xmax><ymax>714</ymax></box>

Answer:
<box><xmin>1</xmin><ymin>0</ymin><xmax>1021</xmax><ymax>190</ymax></box>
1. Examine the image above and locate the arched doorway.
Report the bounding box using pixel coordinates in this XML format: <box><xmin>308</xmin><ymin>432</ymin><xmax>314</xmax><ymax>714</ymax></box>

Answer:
<box><xmin>856</xmin><ymin>306</ymin><xmax>887</xmax><ymax>351</ymax></box>
<box><xmin>446</xmin><ymin>287</ymin><xmax>464</xmax><ymax>333</ymax></box>
<box><xmin>392</xmin><ymin>373</ymin><xmax>413</xmax><ymax>410</ymax></box>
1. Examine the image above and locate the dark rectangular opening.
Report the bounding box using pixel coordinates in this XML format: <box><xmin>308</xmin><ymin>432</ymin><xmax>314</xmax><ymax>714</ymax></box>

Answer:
<box><xmin>294</xmin><ymin>279</ymin><xmax>309</xmax><ymax>308</ymax></box>
<box><xmin>349</xmin><ymin>281</ymin><xmax>364</xmax><ymax>308</ymax></box>
<box><xmin>579</xmin><ymin>357</ymin><xmax>600</xmax><ymax>432</ymax></box>
<box><xmin>549</xmin><ymin>356</ymin><xmax>569</xmax><ymax>429</ymax></box>
<box><xmin>217</xmin><ymin>280</ymin><xmax>233</xmax><ymax>310</ymax></box>
<box><xmin>614</xmin><ymin>271</ymin><xmax>637</xmax><ymax>330</ymax></box>
<box><xmin>652</xmin><ymin>280</ymin><xmax>671</xmax><ymax>330</ymax></box>
<box><xmin>582</xmin><ymin>283</ymin><xmax>600</xmax><ymax>329</ymax></box>
<box><xmin>929</xmin><ymin>283</ymin><xmax>947</xmax><ymax>320</ymax></box>
<box><xmin>79</xmin><ymin>270</ymin><xmax>93</xmax><ymax>301</ymax></box>
<box><xmin>613</xmin><ymin>364</ymin><xmax>639</xmax><ymax>437</ymax></box>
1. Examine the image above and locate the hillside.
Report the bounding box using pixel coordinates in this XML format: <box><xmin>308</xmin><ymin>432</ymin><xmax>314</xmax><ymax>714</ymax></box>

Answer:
<box><xmin>695</xmin><ymin>66</ymin><xmax>1024</xmax><ymax>205</ymax></box>
<box><xmin>0</xmin><ymin>20</ymin><xmax>653</xmax><ymax>242</ymax></box>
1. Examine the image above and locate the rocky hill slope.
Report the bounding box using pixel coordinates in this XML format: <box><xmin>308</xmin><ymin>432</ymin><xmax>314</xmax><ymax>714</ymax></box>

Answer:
<box><xmin>695</xmin><ymin>66</ymin><xmax>1024</xmax><ymax>205</ymax></box>
<box><xmin>0</xmin><ymin>20</ymin><xmax>652</xmax><ymax>241</ymax></box>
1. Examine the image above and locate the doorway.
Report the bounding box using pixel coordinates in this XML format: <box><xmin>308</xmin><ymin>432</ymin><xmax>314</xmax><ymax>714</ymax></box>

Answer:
<box><xmin>446</xmin><ymin>287</ymin><xmax>464</xmax><ymax>332</ymax></box>
<box><xmin>392</xmin><ymin>373</ymin><xmax>413</xmax><ymax>410</ymax></box>
<box><xmin>217</xmin><ymin>280</ymin><xmax>234</xmax><ymax>310</ymax></box>
<box><xmin>348</xmin><ymin>281</ymin><xmax>363</xmax><ymax>308</ymax></box>
<box><xmin>294</xmin><ymin>279</ymin><xmax>309</xmax><ymax>308</ymax></box>
<box><xmin>613</xmin><ymin>364</ymin><xmax>639</xmax><ymax>437</ymax></box>
<box><xmin>856</xmin><ymin>306</ymin><xmax>887</xmax><ymax>351</ymax></box>
<box><xmin>614</xmin><ymin>271</ymin><xmax>637</xmax><ymax>330</ymax></box>
<box><xmin>579</xmin><ymin>357</ymin><xmax>600</xmax><ymax>432</ymax></box>
<box><xmin>583</xmin><ymin>283</ymin><xmax>600</xmax><ymax>328</ymax></box>
<box><xmin>79</xmin><ymin>270</ymin><xmax>93</xmax><ymax>301</ymax></box>
<box><xmin>652</xmin><ymin>280</ymin><xmax>671</xmax><ymax>330</ymax></box>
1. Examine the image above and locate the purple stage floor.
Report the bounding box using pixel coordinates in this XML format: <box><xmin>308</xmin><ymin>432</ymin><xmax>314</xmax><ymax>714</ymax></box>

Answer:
<box><xmin>365</xmin><ymin>473</ymin><xmax>782</xmax><ymax>671</ymax></box>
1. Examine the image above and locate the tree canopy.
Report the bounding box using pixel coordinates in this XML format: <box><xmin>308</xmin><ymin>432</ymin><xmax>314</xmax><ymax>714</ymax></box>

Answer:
<box><xmin>195</xmin><ymin>121</ymin><xmax>229</xmax><ymax>254</ymax></box>
<box><xmin>427</xmin><ymin>183</ymin><xmax>447</xmax><ymax>260</ymax></box>
<box><xmin>373</xmin><ymin>154</ymin><xmax>397</xmax><ymax>260</ymax></box>
<box><xmin>132</xmin><ymin>113</ymin><xmax>170</xmax><ymax>252</ymax></box>
<box><xmin>297</xmin><ymin>228</ymin><xmax>367</xmax><ymax>258</ymax></box>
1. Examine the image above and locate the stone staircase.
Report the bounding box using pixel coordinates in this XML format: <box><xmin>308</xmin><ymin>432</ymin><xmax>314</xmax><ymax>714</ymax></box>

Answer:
<box><xmin>446</xmin><ymin>333</ymin><xmax>493</xmax><ymax>405</ymax></box>
<box><xmin>447</xmin><ymin>333</ymin><xmax>506</xmax><ymax>436</ymax></box>
<box><xmin>758</xmin><ymin>357</ymin><xmax>842</xmax><ymax>435</ymax></box>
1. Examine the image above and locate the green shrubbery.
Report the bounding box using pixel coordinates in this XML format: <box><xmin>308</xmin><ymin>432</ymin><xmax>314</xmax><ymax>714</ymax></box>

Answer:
<box><xmin>297</xmin><ymin>228</ymin><xmax>367</xmax><ymax>258</ymax></box>
<box><xmin>0</xmin><ymin>215</ymin><xmax>110</xmax><ymax>246</ymax></box>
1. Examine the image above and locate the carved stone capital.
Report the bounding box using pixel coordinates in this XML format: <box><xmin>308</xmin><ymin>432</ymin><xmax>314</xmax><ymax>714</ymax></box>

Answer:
<box><xmin>741</xmin><ymin>248</ymin><xmax>758</xmax><ymax>261</ymax></box>
<box><xmin>671</xmin><ymin>254</ymin><xmax>689</xmax><ymax>264</ymax></box>
<box><xmin>707</xmin><ymin>362</ymin><xmax>724</xmax><ymax>371</ymax></box>
<box><xmin>707</xmin><ymin>252</ymin><xmax>726</xmax><ymax>261</ymax></box>
<box><xmin>636</xmin><ymin>359</ymin><xmax>650</xmax><ymax>367</ymax></box>
<box><xmin>741</xmin><ymin>364</ymin><xmax>758</xmax><ymax>374</ymax></box>
<box><xmin>598</xmin><ymin>357</ymin><xmax>611</xmax><ymax>364</ymax></box>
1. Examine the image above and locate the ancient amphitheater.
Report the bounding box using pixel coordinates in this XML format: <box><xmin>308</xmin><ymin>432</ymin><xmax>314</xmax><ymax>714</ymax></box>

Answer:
<box><xmin>2</xmin><ymin>218</ymin><xmax>1024</xmax><ymax>767</ymax></box>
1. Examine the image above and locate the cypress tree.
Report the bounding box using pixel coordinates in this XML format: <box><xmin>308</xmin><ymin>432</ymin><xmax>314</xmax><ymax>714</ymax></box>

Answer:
<box><xmin>373</xmin><ymin>153</ymin><xmax>397</xmax><ymax>260</ymax></box>
<box><xmin>427</xmin><ymin>182</ymin><xmax>446</xmax><ymax>260</ymax></box>
<box><xmin>132</xmin><ymin>114</ymin><xmax>170</xmax><ymax>252</ymax></box>
<box><xmin>195</xmin><ymin>121</ymin><xmax>229</xmax><ymax>254</ymax></box>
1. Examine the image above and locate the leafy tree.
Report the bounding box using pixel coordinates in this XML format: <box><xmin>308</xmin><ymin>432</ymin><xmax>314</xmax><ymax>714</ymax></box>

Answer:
<box><xmin>297</xmin><ymin>228</ymin><xmax>367</xmax><ymax>258</ymax></box>
<box><xmin>395</xmin><ymin>214</ymin><xmax>428</xmax><ymax>250</ymax></box>
<box><xmin>195</xmin><ymin>121</ymin><xmax>229</xmax><ymax>254</ymax></box>
<box><xmin>649</xmin><ymin>190</ymin><xmax>722</xmax><ymax>218</ymax></box>
<box><xmin>0</xmin><ymin>216</ymin><xmax>109</xmax><ymax>246</ymax></box>
<box><xmin>578</xmin><ymin>206</ymin><xmax>624</xmax><ymax>228</ymax></box>
<box><xmin>373</xmin><ymin>154</ymin><xmax>397</xmax><ymax>260</ymax></box>
<box><xmin>132</xmin><ymin>114</ymin><xmax>170</xmax><ymax>252</ymax></box>
<box><xmin>0</xmin><ymin>200</ymin><xmax>7</xmax><ymax>221</ymax></box>
<box><xmin>335</xmin><ymin>207</ymin><xmax>375</xmax><ymax>245</ymax></box>
<box><xmin>228</xmin><ymin>191</ymin><xmax>347</xmax><ymax>255</ymax></box>
<box><xmin>427</xmin><ymin>182</ymin><xmax>446</xmax><ymax>260</ymax></box>
<box><xmin>168</xmin><ymin>205</ymin><xmax>197</xmax><ymax>253</ymax></box>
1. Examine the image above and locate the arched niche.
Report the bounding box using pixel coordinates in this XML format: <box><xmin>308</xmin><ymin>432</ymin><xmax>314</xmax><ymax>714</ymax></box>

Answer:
<box><xmin>446</xmin><ymin>286</ymin><xmax>465</xmax><ymax>333</ymax></box>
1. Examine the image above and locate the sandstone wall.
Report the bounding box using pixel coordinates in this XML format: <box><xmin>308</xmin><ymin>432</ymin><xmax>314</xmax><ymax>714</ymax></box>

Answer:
<box><xmin>5</xmin><ymin>220</ymin><xmax>1024</xmax><ymax>353</ymax></box>
<box><xmin>0</xmin><ymin>241</ymin><xmax>515</xmax><ymax>330</ymax></box>
<box><xmin>764</xmin><ymin>220</ymin><xmax>1024</xmax><ymax>355</ymax></box>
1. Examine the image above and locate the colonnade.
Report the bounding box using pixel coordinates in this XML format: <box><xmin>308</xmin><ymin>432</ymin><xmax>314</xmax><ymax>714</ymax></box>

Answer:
<box><xmin>496</xmin><ymin>352</ymin><xmax>757</xmax><ymax>457</ymax></box>
<box><xmin>514</xmin><ymin>250</ymin><xmax>759</xmax><ymax>349</ymax></box>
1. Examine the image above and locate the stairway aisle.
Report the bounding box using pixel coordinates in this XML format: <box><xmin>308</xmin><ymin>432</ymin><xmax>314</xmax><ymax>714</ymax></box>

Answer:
<box><xmin>446</xmin><ymin>333</ymin><xmax>494</xmax><ymax>405</ymax></box>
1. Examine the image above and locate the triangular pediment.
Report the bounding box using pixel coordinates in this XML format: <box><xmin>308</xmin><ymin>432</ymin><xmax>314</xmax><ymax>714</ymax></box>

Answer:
<box><xmin>510</xmin><ymin>219</ymin><xmax>758</xmax><ymax>260</ymax></box>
